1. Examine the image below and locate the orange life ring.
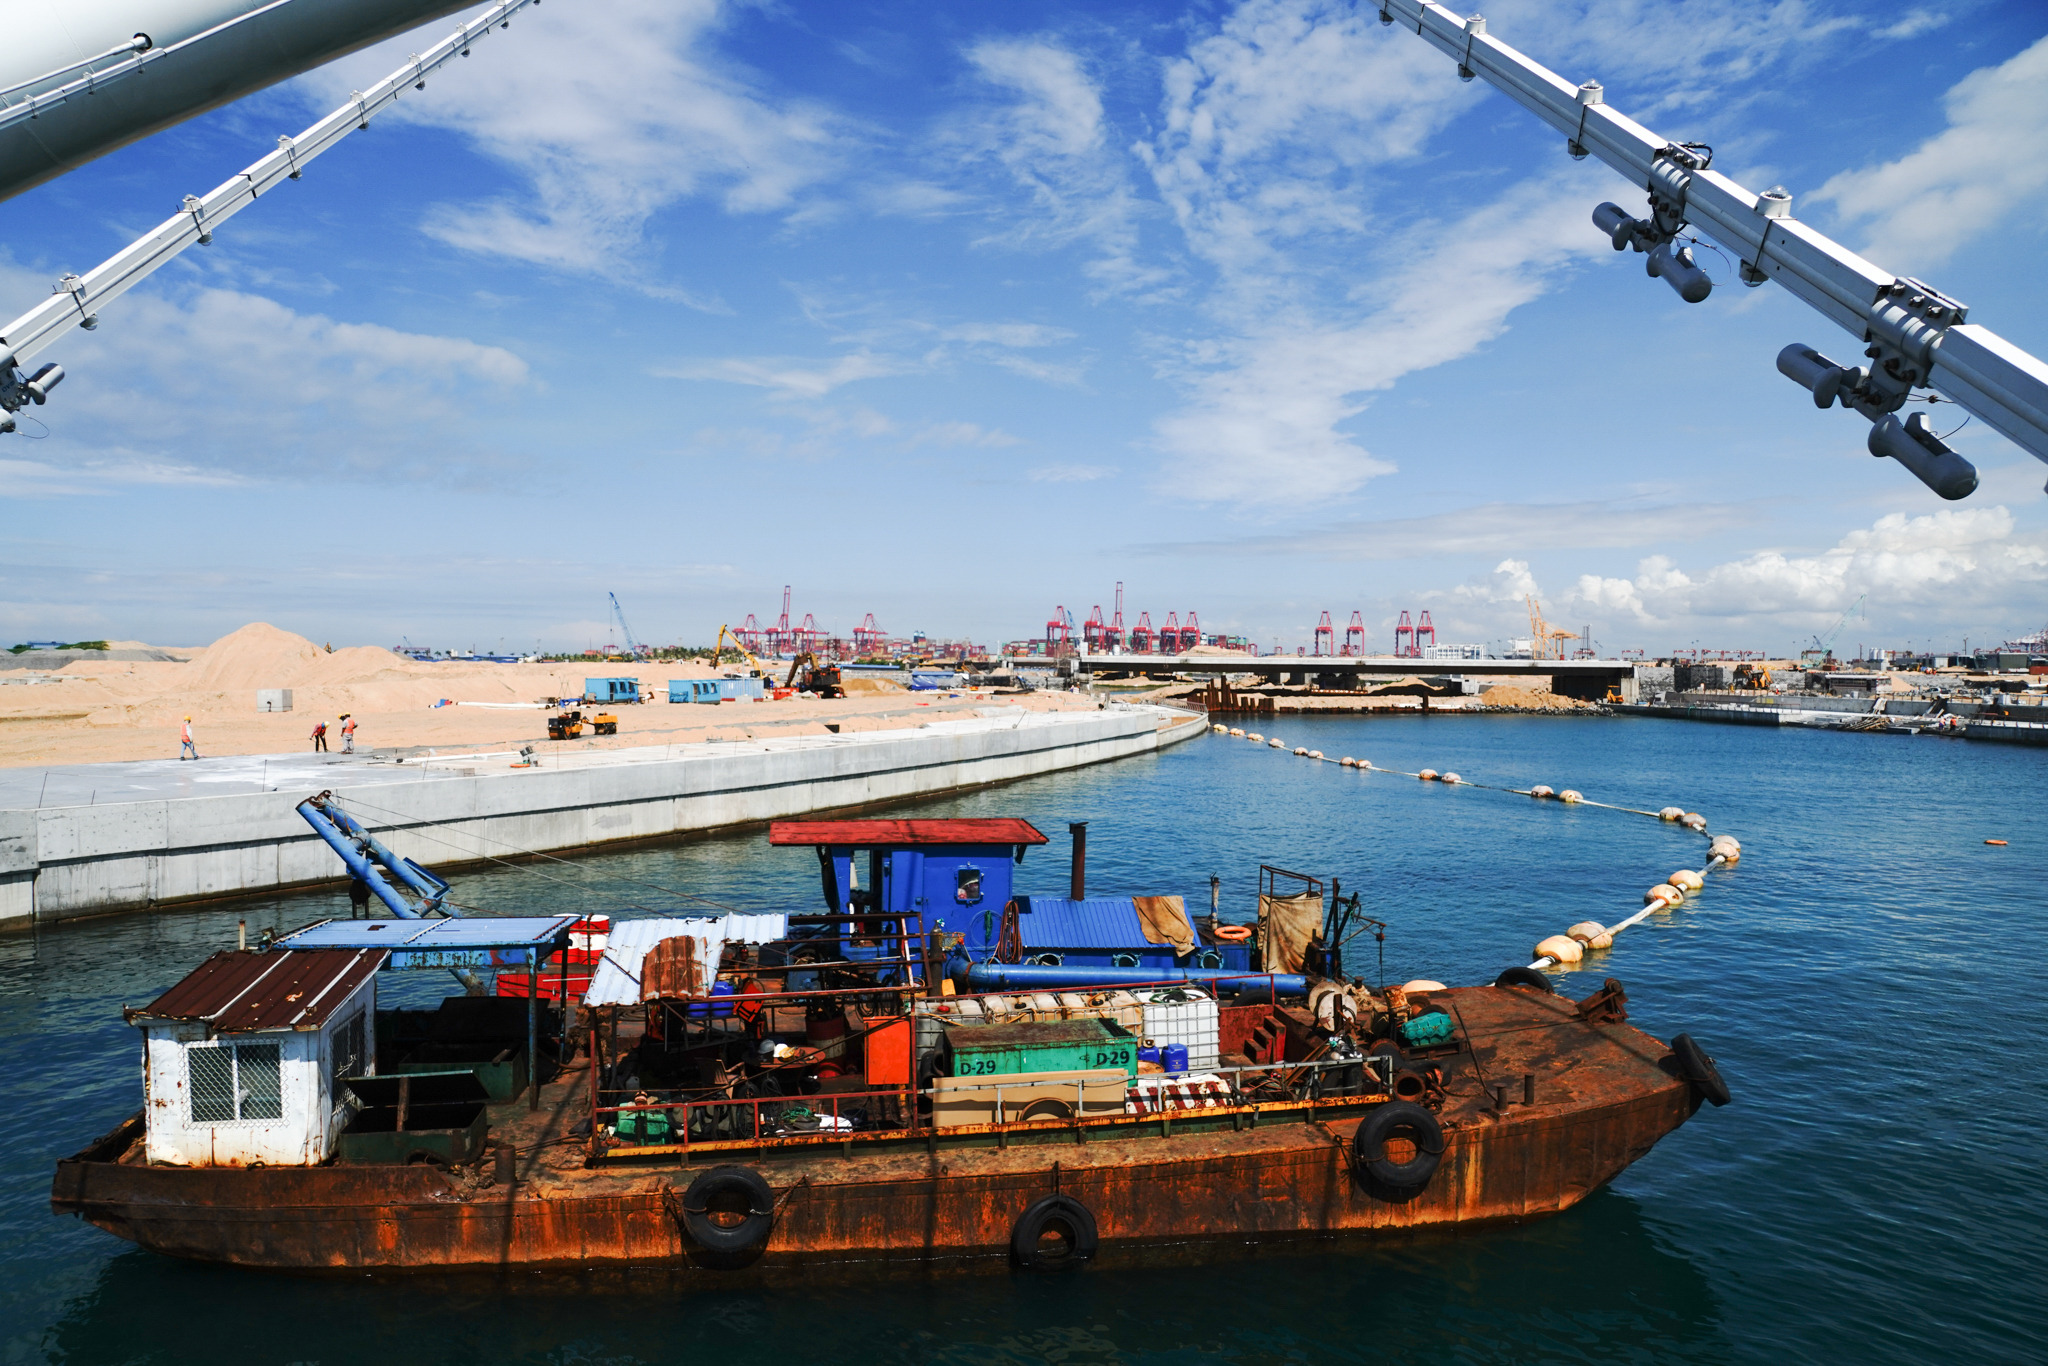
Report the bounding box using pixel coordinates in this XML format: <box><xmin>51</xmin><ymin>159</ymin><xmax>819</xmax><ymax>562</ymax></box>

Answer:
<box><xmin>1214</xmin><ymin>925</ymin><xmax>1253</xmax><ymax>942</ymax></box>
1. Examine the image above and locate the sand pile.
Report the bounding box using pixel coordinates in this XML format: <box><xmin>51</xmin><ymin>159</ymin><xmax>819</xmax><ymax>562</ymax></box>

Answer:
<box><xmin>1477</xmin><ymin>686</ymin><xmax>1590</xmax><ymax>711</ymax></box>
<box><xmin>187</xmin><ymin>623</ymin><xmax>329</xmax><ymax>691</ymax></box>
<box><xmin>842</xmin><ymin>676</ymin><xmax>906</xmax><ymax>695</ymax></box>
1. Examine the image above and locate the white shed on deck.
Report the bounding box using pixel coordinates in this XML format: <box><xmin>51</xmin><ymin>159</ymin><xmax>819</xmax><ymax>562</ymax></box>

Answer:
<box><xmin>126</xmin><ymin>948</ymin><xmax>385</xmax><ymax>1167</ymax></box>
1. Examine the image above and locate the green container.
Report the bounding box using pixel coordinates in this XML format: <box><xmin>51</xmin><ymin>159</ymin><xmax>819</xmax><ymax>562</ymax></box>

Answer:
<box><xmin>946</xmin><ymin>1018</ymin><xmax>1137</xmax><ymax>1079</ymax></box>
<box><xmin>384</xmin><ymin>1046</ymin><xmax>528</xmax><ymax>1103</ymax></box>
<box><xmin>338</xmin><ymin>1073</ymin><xmax>490</xmax><ymax>1166</ymax></box>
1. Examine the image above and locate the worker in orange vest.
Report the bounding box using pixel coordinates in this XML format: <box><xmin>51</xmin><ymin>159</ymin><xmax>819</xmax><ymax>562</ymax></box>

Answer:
<box><xmin>178</xmin><ymin>716</ymin><xmax>198</xmax><ymax>761</ymax></box>
<box><xmin>311</xmin><ymin>721</ymin><xmax>328</xmax><ymax>752</ymax></box>
<box><xmin>340</xmin><ymin>714</ymin><xmax>357</xmax><ymax>753</ymax></box>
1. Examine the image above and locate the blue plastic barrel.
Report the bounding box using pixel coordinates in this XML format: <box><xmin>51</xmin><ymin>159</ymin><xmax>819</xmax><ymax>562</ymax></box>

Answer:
<box><xmin>688</xmin><ymin>980</ymin><xmax>737</xmax><ymax>1019</ymax></box>
<box><xmin>1162</xmin><ymin>1043</ymin><xmax>1189</xmax><ymax>1075</ymax></box>
<box><xmin>1138</xmin><ymin>1044</ymin><xmax>1160</xmax><ymax>1065</ymax></box>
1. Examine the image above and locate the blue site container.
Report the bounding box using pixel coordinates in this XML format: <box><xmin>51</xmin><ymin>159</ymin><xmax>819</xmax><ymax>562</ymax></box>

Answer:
<box><xmin>1162</xmin><ymin>1043</ymin><xmax>1189</xmax><ymax>1076</ymax></box>
<box><xmin>583</xmin><ymin>677</ymin><xmax>641</xmax><ymax>704</ymax></box>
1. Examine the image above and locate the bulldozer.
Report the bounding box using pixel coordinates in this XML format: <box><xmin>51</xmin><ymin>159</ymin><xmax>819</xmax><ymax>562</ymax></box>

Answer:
<box><xmin>1733</xmin><ymin>664</ymin><xmax>1773</xmax><ymax>690</ymax></box>
<box><xmin>784</xmin><ymin>652</ymin><xmax>846</xmax><ymax>699</ymax></box>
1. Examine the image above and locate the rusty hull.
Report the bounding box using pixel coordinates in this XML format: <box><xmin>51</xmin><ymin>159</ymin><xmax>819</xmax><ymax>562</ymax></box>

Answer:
<box><xmin>52</xmin><ymin>985</ymin><xmax>1703</xmax><ymax>1274</ymax></box>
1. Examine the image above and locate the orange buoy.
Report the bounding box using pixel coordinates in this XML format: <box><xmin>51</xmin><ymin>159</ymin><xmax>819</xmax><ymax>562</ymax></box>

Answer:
<box><xmin>1986</xmin><ymin>839</ymin><xmax>2008</xmax><ymax>846</ymax></box>
<box><xmin>1214</xmin><ymin>924</ymin><xmax>1253</xmax><ymax>942</ymax></box>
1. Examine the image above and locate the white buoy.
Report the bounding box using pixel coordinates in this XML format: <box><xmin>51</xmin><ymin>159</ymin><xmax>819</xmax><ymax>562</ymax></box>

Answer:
<box><xmin>1441</xmin><ymin>772</ymin><xmax>1461</xmax><ymax>785</ymax></box>
<box><xmin>1418</xmin><ymin>768</ymin><xmax>1438</xmax><ymax>781</ymax></box>
<box><xmin>1308</xmin><ymin>749</ymin><xmax>1324</xmax><ymax>759</ymax></box>
<box><xmin>1658</xmin><ymin>806</ymin><xmax>1686</xmax><ymax>821</ymax></box>
<box><xmin>1535</xmin><ymin>934</ymin><xmax>1584</xmax><ymax>964</ymax></box>
<box><xmin>1293</xmin><ymin>746</ymin><xmax>1308</xmax><ymax>756</ymax></box>
<box><xmin>1211</xmin><ymin>723</ymin><xmax>1228</xmax><ymax>733</ymax></box>
<box><xmin>1340</xmin><ymin>756</ymin><xmax>1356</xmax><ymax>767</ymax></box>
<box><xmin>1669</xmin><ymin>869</ymin><xmax>1704</xmax><ymax>891</ymax></box>
<box><xmin>1269</xmin><ymin>738</ymin><xmax>1285</xmax><ymax>749</ymax></box>
<box><xmin>1229</xmin><ymin>728</ymin><xmax>1246</xmax><ymax>737</ymax></box>
<box><xmin>1247</xmin><ymin>732</ymin><xmax>1263</xmax><ymax>742</ymax></box>
<box><xmin>1560</xmin><ymin>789</ymin><xmax>1584</xmax><ymax>804</ymax></box>
<box><xmin>1646</xmin><ymin>883</ymin><xmax>1683</xmax><ymax>906</ymax></box>
<box><xmin>1681</xmin><ymin>812</ymin><xmax>1707</xmax><ymax>830</ymax></box>
<box><xmin>1568</xmin><ymin>920</ymin><xmax>1614</xmax><ymax>950</ymax></box>
<box><xmin>1530</xmin><ymin>784</ymin><xmax>1554</xmax><ymax>799</ymax></box>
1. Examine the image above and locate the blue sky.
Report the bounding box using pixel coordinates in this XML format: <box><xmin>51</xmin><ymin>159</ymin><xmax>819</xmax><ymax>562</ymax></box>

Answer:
<box><xmin>3</xmin><ymin>0</ymin><xmax>2046</xmax><ymax>657</ymax></box>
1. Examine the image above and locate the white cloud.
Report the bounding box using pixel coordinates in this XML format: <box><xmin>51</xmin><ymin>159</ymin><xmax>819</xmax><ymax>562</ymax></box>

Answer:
<box><xmin>309</xmin><ymin>0</ymin><xmax>841</xmax><ymax>280</ymax></box>
<box><xmin>1873</xmin><ymin>9</ymin><xmax>1950</xmax><ymax>41</ymax></box>
<box><xmin>956</xmin><ymin>38</ymin><xmax>1161</xmax><ymax>293</ymax></box>
<box><xmin>0</xmin><ymin>455</ymin><xmax>244</xmax><ymax>499</ymax></box>
<box><xmin>940</xmin><ymin>322</ymin><xmax>1074</xmax><ymax>348</ymax></box>
<box><xmin>1812</xmin><ymin>35</ymin><xmax>2048</xmax><ymax>271</ymax></box>
<box><xmin>906</xmin><ymin>421</ymin><xmax>1019</xmax><ymax>449</ymax></box>
<box><xmin>1561</xmin><ymin>506</ymin><xmax>2048</xmax><ymax>629</ymax></box>
<box><xmin>1150</xmin><ymin>177</ymin><xmax>1605</xmax><ymax>505</ymax></box>
<box><xmin>0</xmin><ymin>264</ymin><xmax>530</xmax><ymax>487</ymax></box>
<box><xmin>1152</xmin><ymin>494</ymin><xmax>1759</xmax><ymax>558</ymax></box>
<box><xmin>1029</xmin><ymin>463</ymin><xmax>1117</xmax><ymax>482</ymax></box>
<box><xmin>655</xmin><ymin>352</ymin><xmax>911</xmax><ymax>398</ymax></box>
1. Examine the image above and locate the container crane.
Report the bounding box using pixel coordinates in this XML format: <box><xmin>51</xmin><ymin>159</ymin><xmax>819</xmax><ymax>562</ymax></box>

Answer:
<box><xmin>1380</xmin><ymin>0</ymin><xmax>2048</xmax><ymax>501</ymax></box>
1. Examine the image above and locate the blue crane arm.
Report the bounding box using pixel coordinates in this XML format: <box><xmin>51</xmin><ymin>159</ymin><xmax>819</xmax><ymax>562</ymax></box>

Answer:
<box><xmin>296</xmin><ymin>790</ymin><xmax>450</xmax><ymax>919</ymax></box>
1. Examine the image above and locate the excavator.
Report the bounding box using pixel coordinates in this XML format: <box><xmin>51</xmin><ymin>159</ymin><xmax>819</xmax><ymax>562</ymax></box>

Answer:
<box><xmin>783</xmin><ymin>653</ymin><xmax>845</xmax><ymax>699</ymax></box>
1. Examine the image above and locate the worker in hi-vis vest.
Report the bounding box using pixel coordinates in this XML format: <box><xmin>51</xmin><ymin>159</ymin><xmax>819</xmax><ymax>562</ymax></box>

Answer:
<box><xmin>179</xmin><ymin>717</ymin><xmax>198</xmax><ymax>761</ymax></box>
<box><xmin>341</xmin><ymin>714</ymin><xmax>357</xmax><ymax>753</ymax></box>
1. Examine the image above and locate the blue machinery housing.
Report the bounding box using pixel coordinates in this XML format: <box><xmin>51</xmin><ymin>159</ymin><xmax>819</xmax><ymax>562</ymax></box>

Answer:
<box><xmin>296</xmin><ymin>792</ymin><xmax>449</xmax><ymax>919</ymax></box>
<box><xmin>766</xmin><ymin>818</ymin><xmax>1298</xmax><ymax>996</ymax></box>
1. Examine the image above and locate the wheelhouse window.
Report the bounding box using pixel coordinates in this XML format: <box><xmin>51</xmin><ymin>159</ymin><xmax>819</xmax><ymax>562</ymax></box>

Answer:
<box><xmin>188</xmin><ymin>1042</ymin><xmax>283</xmax><ymax>1124</ymax></box>
<box><xmin>955</xmin><ymin>867</ymin><xmax>984</xmax><ymax>905</ymax></box>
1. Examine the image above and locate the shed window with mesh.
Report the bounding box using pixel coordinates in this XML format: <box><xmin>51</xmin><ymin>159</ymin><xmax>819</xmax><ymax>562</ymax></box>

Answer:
<box><xmin>187</xmin><ymin>1042</ymin><xmax>283</xmax><ymax>1124</ymax></box>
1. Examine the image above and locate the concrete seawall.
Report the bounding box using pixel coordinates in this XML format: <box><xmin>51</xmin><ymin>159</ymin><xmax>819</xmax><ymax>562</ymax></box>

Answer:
<box><xmin>0</xmin><ymin>706</ymin><xmax>1203</xmax><ymax>927</ymax></box>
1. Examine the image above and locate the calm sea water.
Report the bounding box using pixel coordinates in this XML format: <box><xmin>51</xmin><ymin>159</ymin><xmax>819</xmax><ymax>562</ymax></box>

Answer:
<box><xmin>4</xmin><ymin>715</ymin><xmax>2042</xmax><ymax>1365</ymax></box>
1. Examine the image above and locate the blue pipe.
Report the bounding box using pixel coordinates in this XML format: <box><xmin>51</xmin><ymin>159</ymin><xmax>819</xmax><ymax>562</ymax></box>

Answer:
<box><xmin>965</xmin><ymin>961</ymin><xmax>1308</xmax><ymax>996</ymax></box>
<box><xmin>296</xmin><ymin>793</ymin><xmax>450</xmax><ymax>918</ymax></box>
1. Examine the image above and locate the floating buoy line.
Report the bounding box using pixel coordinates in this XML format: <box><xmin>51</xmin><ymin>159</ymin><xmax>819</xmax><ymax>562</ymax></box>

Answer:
<box><xmin>1211</xmin><ymin>722</ymin><xmax>1741</xmax><ymax>973</ymax></box>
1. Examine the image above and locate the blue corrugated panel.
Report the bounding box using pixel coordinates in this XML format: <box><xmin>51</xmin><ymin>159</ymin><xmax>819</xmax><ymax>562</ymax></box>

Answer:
<box><xmin>1014</xmin><ymin>896</ymin><xmax>1147</xmax><ymax>950</ymax></box>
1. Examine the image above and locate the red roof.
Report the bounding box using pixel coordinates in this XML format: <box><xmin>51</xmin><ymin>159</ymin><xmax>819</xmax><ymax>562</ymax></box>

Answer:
<box><xmin>769</xmin><ymin>818</ymin><xmax>1049</xmax><ymax>846</ymax></box>
<box><xmin>128</xmin><ymin>949</ymin><xmax>387</xmax><ymax>1033</ymax></box>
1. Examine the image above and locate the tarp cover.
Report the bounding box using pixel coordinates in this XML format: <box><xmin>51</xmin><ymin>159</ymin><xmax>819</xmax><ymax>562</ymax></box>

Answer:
<box><xmin>1258</xmin><ymin>892</ymin><xmax>1325</xmax><ymax>974</ymax></box>
<box><xmin>583</xmin><ymin>915</ymin><xmax>787</xmax><ymax>1007</ymax></box>
<box><xmin>1133</xmin><ymin>896</ymin><xmax>1196</xmax><ymax>956</ymax></box>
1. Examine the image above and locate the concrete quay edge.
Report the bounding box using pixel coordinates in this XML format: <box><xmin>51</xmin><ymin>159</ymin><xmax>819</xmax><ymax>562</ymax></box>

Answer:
<box><xmin>0</xmin><ymin>706</ymin><xmax>1205</xmax><ymax>928</ymax></box>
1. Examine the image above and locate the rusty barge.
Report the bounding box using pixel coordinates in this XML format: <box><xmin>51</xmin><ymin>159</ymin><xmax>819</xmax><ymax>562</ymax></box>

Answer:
<box><xmin>51</xmin><ymin>814</ymin><xmax>1730</xmax><ymax>1274</ymax></box>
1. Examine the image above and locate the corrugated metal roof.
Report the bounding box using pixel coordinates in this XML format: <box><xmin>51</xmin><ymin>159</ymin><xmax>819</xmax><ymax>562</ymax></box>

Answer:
<box><xmin>130</xmin><ymin>949</ymin><xmax>385</xmax><ymax>1033</ymax></box>
<box><xmin>273</xmin><ymin>916</ymin><xmax>579</xmax><ymax>950</ymax></box>
<box><xmin>769</xmin><ymin>818</ymin><xmax>1048</xmax><ymax>846</ymax></box>
<box><xmin>1015</xmin><ymin>897</ymin><xmax>1147</xmax><ymax>949</ymax></box>
<box><xmin>584</xmin><ymin>914</ymin><xmax>787</xmax><ymax>1007</ymax></box>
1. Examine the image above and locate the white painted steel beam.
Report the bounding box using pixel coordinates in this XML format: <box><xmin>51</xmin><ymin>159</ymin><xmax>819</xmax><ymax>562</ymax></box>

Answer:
<box><xmin>0</xmin><ymin>0</ymin><xmax>536</xmax><ymax>378</ymax></box>
<box><xmin>1379</xmin><ymin>0</ymin><xmax>2048</xmax><ymax>477</ymax></box>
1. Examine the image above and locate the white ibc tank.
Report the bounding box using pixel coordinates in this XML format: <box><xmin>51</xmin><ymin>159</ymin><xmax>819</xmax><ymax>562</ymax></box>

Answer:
<box><xmin>1139</xmin><ymin>988</ymin><xmax>1220</xmax><ymax>1073</ymax></box>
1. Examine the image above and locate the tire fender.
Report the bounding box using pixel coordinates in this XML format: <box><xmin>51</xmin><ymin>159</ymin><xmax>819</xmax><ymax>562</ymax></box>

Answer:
<box><xmin>1670</xmin><ymin>1033</ymin><xmax>1732</xmax><ymax>1107</ymax></box>
<box><xmin>1493</xmin><ymin>966</ymin><xmax>1556</xmax><ymax>993</ymax></box>
<box><xmin>1352</xmin><ymin>1101</ymin><xmax>1446</xmax><ymax>1191</ymax></box>
<box><xmin>1011</xmin><ymin>1193</ymin><xmax>1100</xmax><ymax>1269</ymax></box>
<box><xmin>680</xmin><ymin>1164</ymin><xmax>775</xmax><ymax>1256</ymax></box>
